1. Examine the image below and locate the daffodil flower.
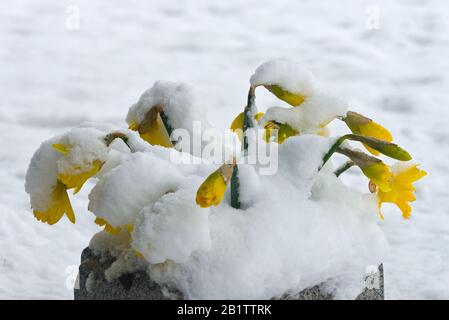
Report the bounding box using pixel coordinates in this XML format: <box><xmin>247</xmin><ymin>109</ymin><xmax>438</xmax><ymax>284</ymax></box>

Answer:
<box><xmin>343</xmin><ymin>111</ymin><xmax>393</xmax><ymax>156</ymax></box>
<box><xmin>361</xmin><ymin>162</ymin><xmax>393</xmax><ymax>192</ymax></box>
<box><xmin>94</xmin><ymin>217</ymin><xmax>122</xmax><ymax>235</ymax></box>
<box><xmin>32</xmin><ymin>143</ymin><xmax>105</xmax><ymax>225</ymax></box>
<box><xmin>57</xmin><ymin>159</ymin><xmax>103</xmax><ymax>194</ymax></box>
<box><xmin>336</xmin><ymin>147</ymin><xmax>393</xmax><ymax>192</ymax></box>
<box><xmin>376</xmin><ymin>164</ymin><xmax>427</xmax><ymax>219</ymax></box>
<box><xmin>33</xmin><ymin>180</ymin><xmax>75</xmax><ymax>225</ymax></box>
<box><xmin>196</xmin><ymin>163</ymin><xmax>235</xmax><ymax>208</ymax></box>
<box><xmin>264</xmin><ymin>84</ymin><xmax>306</xmax><ymax>107</ymax></box>
<box><xmin>128</xmin><ymin>106</ymin><xmax>173</xmax><ymax>148</ymax></box>
<box><xmin>263</xmin><ymin>121</ymin><xmax>299</xmax><ymax>144</ymax></box>
<box><xmin>230</xmin><ymin>111</ymin><xmax>265</xmax><ymax>141</ymax></box>
<box><xmin>53</xmin><ymin>143</ymin><xmax>104</xmax><ymax>194</ymax></box>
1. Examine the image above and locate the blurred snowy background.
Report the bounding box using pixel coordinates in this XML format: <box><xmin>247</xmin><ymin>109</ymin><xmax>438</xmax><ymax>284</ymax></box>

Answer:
<box><xmin>1</xmin><ymin>0</ymin><xmax>448</xmax><ymax>299</ymax></box>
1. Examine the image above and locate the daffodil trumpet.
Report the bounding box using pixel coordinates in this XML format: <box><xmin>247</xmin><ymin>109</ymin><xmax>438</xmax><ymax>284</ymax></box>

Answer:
<box><xmin>336</xmin><ymin>147</ymin><xmax>393</xmax><ymax>192</ymax></box>
<box><xmin>263</xmin><ymin>121</ymin><xmax>299</xmax><ymax>144</ymax></box>
<box><xmin>341</xmin><ymin>111</ymin><xmax>393</xmax><ymax>156</ymax></box>
<box><xmin>33</xmin><ymin>180</ymin><xmax>75</xmax><ymax>225</ymax></box>
<box><xmin>376</xmin><ymin>164</ymin><xmax>427</xmax><ymax>219</ymax></box>
<box><xmin>263</xmin><ymin>84</ymin><xmax>306</xmax><ymax>107</ymax></box>
<box><xmin>128</xmin><ymin>106</ymin><xmax>174</xmax><ymax>148</ymax></box>
<box><xmin>196</xmin><ymin>162</ymin><xmax>236</xmax><ymax>208</ymax></box>
<box><xmin>33</xmin><ymin>141</ymin><xmax>107</xmax><ymax>226</ymax></box>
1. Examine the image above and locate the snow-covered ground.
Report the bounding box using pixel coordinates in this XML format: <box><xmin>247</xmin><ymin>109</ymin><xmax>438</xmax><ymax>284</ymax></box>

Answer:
<box><xmin>1</xmin><ymin>0</ymin><xmax>448</xmax><ymax>299</ymax></box>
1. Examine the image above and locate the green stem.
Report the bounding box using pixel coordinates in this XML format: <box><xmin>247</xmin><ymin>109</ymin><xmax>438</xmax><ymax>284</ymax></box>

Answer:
<box><xmin>104</xmin><ymin>132</ymin><xmax>132</xmax><ymax>150</ymax></box>
<box><xmin>318</xmin><ymin>135</ymin><xmax>349</xmax><ymax>171</ymax></box>
<box><xmin>232</xmin><ymin>86</ymin><xmax>256</xmax><ymax>210</ymax></box>
<box><xmin>230</xmin><ymin>165</ymin><xmax>240</xmax><ymax>209</ymax></box>
<box><xmin>242</xmin><ymin>86</ymin><xmax>256</xmax><ymax>152</ymax></box>
<box><xmin>334</xmin><ymin>161</ymin><xmax>355</xmax><ymax>177</ymax></box>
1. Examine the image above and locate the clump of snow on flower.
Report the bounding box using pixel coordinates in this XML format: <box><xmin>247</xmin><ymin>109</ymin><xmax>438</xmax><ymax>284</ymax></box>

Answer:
<box><xmin>53</xmin><ymin>128</ymin><xmax>110</xmax><ymax>174</ymax></box>
<box><xmin>25</xmin><ymin>127</ymin><xmax>111</xmax><ymax>212</ymax></box>
<box><xmin>250</xmin><ymin>58</ymin><xmax>317</xmax><ymax>97</ymax></box>
<box><xmin>261</xmin><ymin>92</ymin><xmax>348</xmax><ymax>133</ymax></box>
<box><xmin>126</xmin><ymin>81</ymin><xmax>209</xmax><ymax>130</ymax></box>
<box><xmin>126</xmin><ymin>81</ymin><xmax>212</xmax><ymax>155</ymax></box>
<box><xmin>132</xmin><ymin>188</ymin><xmax>211</xmax><ymax>264</ymax></box>
<box><xmin>88</xmin><ymin>152</ymin><xmax>185</xmax><ymax>228</ymax></box>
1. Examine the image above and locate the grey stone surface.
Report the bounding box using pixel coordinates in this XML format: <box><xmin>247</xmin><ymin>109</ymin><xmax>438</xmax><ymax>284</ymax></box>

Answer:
<box><xmin>74</xmin><ymin>247</ymin><xmax>181</xmax><ymax>300</ymax></box>
<box><xmin>74</xmin><ymin>247</ymin><xmax>383</xmax><ymax>300</ymax></box>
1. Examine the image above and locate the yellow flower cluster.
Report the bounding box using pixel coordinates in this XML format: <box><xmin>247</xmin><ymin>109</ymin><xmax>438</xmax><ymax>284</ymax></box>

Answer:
<box><xmin>337</xmin><ymin>114</ymin><xmax>427</xmax><ymax>219</ymax></box>
<box><xmin>32</xmin><ymin>143</ymin><xmax>103</xmax><ymax>225</ymax></box>
<box><xmin>225</xmin><ymin>79</ymin><xmax>426</xmax><ymax>218</ymax></box>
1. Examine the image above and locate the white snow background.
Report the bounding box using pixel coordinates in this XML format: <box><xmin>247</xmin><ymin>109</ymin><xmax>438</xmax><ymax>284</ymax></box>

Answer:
<box><xmin>0</xmin><ymin>0</ymin><xmax>448</xmax><ymax>299</ymax></box>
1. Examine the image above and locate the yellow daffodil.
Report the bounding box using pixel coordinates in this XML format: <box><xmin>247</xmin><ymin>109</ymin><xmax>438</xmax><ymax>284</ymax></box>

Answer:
<box><xmin>94</xmin><ymin>217</ymin><xmax>122</xmax><ymax>235</ymax></box>
<box><xmin>230</xmin><ymin>111</ymin><xmax>265</xmax><ymax>141</ymax></box>
<box><xmin>336</xmin><ymin>147</ymin><xmax>392</xmax><ymax>192</ymax></box>
<box><xmin>264</xmin><ymin>84</ymin><xmax>306</xmax><ymax>107</ymax></box>
<box><xmin>57</xmin><ymin>159</ymin><xmax>103</xmax><ymax>194</ymax></box>
<box><xmin>377</xmin><ymin>164</ymin><xmax>427</xmax><ymax>219</ymax></box>
<box><xmin>52</xmin><ymin>143</ymin><xmax>104</xmax><ymax>194</ymax></box>
<box><xmin>33</xmin><ymin>180</ymin><xmax>75</xmax><ymax>225</ymax></box>
<box><xmin>343</xmin><ymin>111</ymin><xmax>393</xmax><ymax>156</ymax></box>
<box><xmin>196</xmin><ymin>164</ymin><xmax>234</xmax><ymax>208</ymax></box>
<box><xmin>52</xmin><ymin>143</ymin><xmax>70</xmax><ymax>156</ymax></box>
<box><xmin>263</xmin><ymin>121</ymin><xmax>299</xmax><ymax>144</ymax></box>
<box><xmin>33</xmin><ymin>143</ymin><xmax>105</xmax><ymax>225</ymax></box>
<box><xmin>361</xmin><ymin>162</ymin><xmax>393</xmax><ymax>192</ymax></box>
<box><xmin>95</xmin><ymin>216</ymin><xmax>134</xmax><ymax>235</ymax></box>
<box><xmin>128</xmin><ymin>106</ymin><xmax>173</xmax><ymax>148</ymax></box>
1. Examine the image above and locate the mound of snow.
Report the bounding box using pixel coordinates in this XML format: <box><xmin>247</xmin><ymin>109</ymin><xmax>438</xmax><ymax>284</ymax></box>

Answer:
<box><xmin>89</xmin><ymin>134</ymin><xmax>387</xmax><ymax>299</ymax></box>
<box><xmin>261</xmin><ymin>92</ymin><xmax>348</xmax><ymax>133</ymax></box>
<box><xmin>126</xmin><ymin>81</ymin><xmax>210</xmax><ymax>134</ymax></box>
<box><xmin>88</xmin><ymin>152</ymin><xmax>185</xmax><ymax>228</ymax></box>
<box><xmin>250</xmin><ymin>59</ymin><xmax>317</xmax><ymax>97</ymax></box>
<box><xmin>132</xmin><ymin>188</ymin><xmax>211</xmax><ymax>264</ymax></box>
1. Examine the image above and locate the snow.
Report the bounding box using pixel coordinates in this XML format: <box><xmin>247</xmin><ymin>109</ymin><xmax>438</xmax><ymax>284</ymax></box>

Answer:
<box><xmin>126</xmin><ymin>81</ymin><xmax>210</xmax><ymax>133</ymax></box>
<box><xmin>126</xmin><ymin>80</ymin><xmax>211</xmax><ymax>156</ymax></box>
<box><xmin>1</xmin><ymin>0</ymin><xmax>447</xmax><ymax>299</ymax></box>
<box><xmin>87</xmin><ymin>133</ymin><xmax>386</xmax><ymax>300</ymax></box>
<box><xmin>261</xmin><ymin>92</ymin><xmax>348</xmax><ymax>133</ymax></box>
<box><xmin>132</xmin><ymin>188</ymin><xmax>211</xmax><ymax>264</ymax></box>
<box><xmin>147</xmin><ymin>163</ymin><xmax>387</xmax><ymax>299</ymax></box>
<box><xmin>250</xmin><ymin>58</ymin><xmax>317</xmax><ymax>97</ymax></box>
<box><xmin>89</xmin><ymin>230</ymin><xmax>147</xmax><ymax>282</ymax></box>
<box><xmin>88</xmin><ymin>152</ymin><xmax>185</xmax><ymax>227</ymax></box>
